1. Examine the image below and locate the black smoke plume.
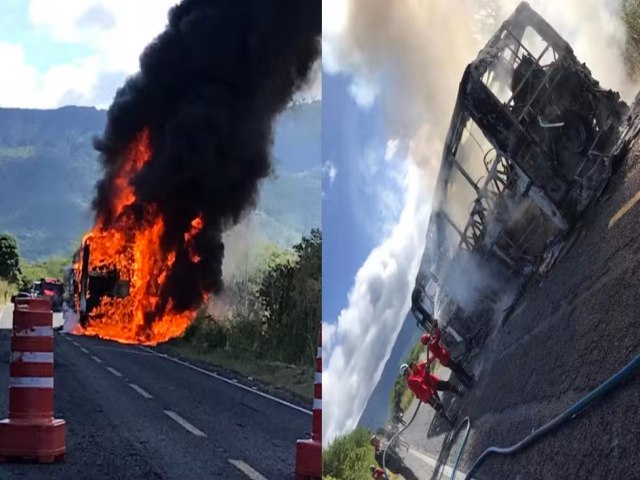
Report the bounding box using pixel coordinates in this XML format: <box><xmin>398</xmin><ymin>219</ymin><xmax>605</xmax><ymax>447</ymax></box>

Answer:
<box><xmin>92</xmin><ymin>0</ymin><xmax>321</xmax><ymax>322</ymax></box>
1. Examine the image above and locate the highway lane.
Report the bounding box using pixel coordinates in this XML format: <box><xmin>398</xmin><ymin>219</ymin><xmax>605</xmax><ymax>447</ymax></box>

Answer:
<box><xmin>0</xmin><ymin>328</ymin><xmax>312</xmax><ymax>479</ymax></box>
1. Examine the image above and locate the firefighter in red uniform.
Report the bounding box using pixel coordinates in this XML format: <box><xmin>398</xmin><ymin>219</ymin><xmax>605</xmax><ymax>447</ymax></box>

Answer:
<box><xmin>400</xmin><ymin>360</ymin><xmax>462</xmax><ymax>426</ymax></box>
<box><xmin>421</xmin><ymin>320</ymin><xmax>474</xmax><ymax>387</ymax></box>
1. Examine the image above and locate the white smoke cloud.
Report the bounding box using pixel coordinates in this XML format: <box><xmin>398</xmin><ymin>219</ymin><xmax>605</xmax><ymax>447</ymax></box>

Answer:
<box><xmin>322</xmin><ymin>0</ymin><xmax>637</xmax><ymax>445</ymax></box>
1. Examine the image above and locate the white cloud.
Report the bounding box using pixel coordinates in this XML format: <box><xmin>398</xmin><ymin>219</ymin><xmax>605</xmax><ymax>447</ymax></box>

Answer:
<box><xmin>384</xmin><ymin>139</ymin><xmax>399</xmax><ymax>161</ymax></box>
<box><xmin>323</xmin><ymin>160</ymin><xmax>338</xmax><ymax>186</ymax></box>
<box><xmin>0</xmin><ymin>0</ymin><xmax>176</xmax><ymax>108</ymax></box>
<box><xmin>347</xmin><ymin>76</ymin><xmax>379</xmax><ymax>109</ymax></box>
<box><xmin>323</xmin><ymin>162</ymin><xmax>430</xmax><ymax>445</ymax></box>
<box><xmin>29</xmin><ymin>0</ymin><xmax>175</xmax><ymax>74</ymax></box>
<box><xmin>0</xmin><ymin>1</ymin><xmax>321</xmax><ymax>109</ymax></box>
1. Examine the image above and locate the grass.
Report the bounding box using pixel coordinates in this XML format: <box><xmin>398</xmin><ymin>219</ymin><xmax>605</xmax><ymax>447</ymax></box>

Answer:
<box><xmin>165</xmin><ymin>343</ymin><xmax>314</xmax><ymax>403</ymax></box>
<box><xmin>323</xmin><ymin>428</ymin><xmax>401</xmax><ymax>480</ymax></box>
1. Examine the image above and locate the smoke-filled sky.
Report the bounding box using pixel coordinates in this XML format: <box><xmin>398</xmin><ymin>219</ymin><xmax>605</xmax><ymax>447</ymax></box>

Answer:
<box><xmin>0</xmin><ymin>0</ymin><xmax>320</xmax><ymax>108</ymax></box>
<box><xmin>322</xmin><ymin>0</ymin><xmax>637</xmax><ymax>445</ymax></box>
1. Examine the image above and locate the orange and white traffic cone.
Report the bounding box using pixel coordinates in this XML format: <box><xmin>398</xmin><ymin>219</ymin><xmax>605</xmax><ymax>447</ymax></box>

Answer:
<box><xmin>295</xmin><ymin>328</ymin><xmax>321</xmax><ymax>479</ymax></box>
<box><xmin>0</xmin><ymin>297</ymin><xmax>65</xmax><ymax>463</ymax></box>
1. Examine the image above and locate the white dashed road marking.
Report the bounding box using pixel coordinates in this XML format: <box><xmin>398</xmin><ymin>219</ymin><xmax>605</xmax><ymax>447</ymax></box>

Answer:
<box><xmin>163</xmin><ymin>410</ymin><xmax>207</xmax><ymax>437</ymax></box>
<box><xmin>228</xmin><ymin>459</ymin><xmax>268</xmax><ymax>480</ymax></box>
<box><xmin>80</xmin><ymin>347</ymin><xmax>90</xmax><ymax>354</ymax></box>
<box><xmin>129</xmin><ymin>383</ymin><xmax>153</xmax><ymax>399</ymax></box>
<box><xmin>91</xmin><ymin>355</ymin><xmax>103</xmax><ymax>364</ymax></box>
<box><xmin>106</xmin><ymin>367</ymin><xmax>123</xmax><ymax>377</ymax></box>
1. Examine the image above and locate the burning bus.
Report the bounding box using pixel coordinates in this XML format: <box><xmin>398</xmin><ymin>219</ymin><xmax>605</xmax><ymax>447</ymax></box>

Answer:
<box><xmin>411</xmin><ymin>2</ymin><xmax>629</xmax><ymax>354</ymax></box>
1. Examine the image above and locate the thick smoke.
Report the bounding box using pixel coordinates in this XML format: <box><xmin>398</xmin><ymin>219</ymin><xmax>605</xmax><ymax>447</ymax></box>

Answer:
<box><xmin>92</xmin><ymin>0</ymin><xmax>321</xmax><ymax>319</ymax></box>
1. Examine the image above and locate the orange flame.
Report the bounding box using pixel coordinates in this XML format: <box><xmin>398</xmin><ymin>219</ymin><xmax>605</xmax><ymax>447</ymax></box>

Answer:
<box><xmin>74</xmin><ymin>129</ymin><xmax>206</xmax><ymax>345</ymax></box>
<box><xmin>184</xmin><ymin>216</ymin><xmax>203</xmax><ymax>263</ymax></box>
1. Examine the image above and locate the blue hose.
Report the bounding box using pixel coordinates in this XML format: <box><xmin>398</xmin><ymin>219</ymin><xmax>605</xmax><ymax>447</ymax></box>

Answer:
<box><xmin>464</xmin><ymin>351</ymin><xmax>640</xmax><ymax>478</ymax></box>
<box><xmin>382</xmin><ymin>401</ymin><xmax>422</xmax><ymax>480</ymax></box>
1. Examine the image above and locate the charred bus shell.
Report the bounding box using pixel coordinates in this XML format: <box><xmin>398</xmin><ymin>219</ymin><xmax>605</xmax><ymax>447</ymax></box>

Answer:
<box><xmin>412</xmin><ymin>2</ymin><xmax>629</xmax><ymax>355</ymax></box>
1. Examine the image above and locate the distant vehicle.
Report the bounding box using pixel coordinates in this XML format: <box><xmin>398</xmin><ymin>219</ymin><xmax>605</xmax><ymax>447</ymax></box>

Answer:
<box><xmin>33</xmin><ymin>278</ymin><xmax>64</xmax><ymax>312</ymax></box>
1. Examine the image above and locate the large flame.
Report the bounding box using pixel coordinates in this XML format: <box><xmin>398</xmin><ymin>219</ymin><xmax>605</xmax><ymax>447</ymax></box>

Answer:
<box><xmin>74</xmin><ymin>129</ymin><xmax>206</xmax><ymax>345</ymax></box>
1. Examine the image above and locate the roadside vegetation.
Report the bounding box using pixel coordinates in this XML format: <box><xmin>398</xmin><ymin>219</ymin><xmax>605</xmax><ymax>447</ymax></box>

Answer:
<box><xmin>169</xmin><ymin>228</ymin><xmax>321</xmax><ymax>401</ymax></box>
<box><xmin>323</xmin><ymin>428</ymin><xmax>398</xmax><ymax>480</ymax></box>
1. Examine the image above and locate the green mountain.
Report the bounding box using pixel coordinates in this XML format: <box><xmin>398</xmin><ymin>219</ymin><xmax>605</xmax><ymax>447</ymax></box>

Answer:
<box><xmin>0</xmin><ymin>102</ymin><xmax>320</xmax><ymax>261</ymax></box>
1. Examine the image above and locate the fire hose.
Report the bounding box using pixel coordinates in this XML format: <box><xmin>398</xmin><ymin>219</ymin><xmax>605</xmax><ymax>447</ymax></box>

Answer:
<box><xmin>463</xmin><ymin>351</ymin><xmax>640</xmax><ymax>478</ymax></box>
<box><xmin>382</xmin><ymin>400</ymin><xmax>422</xmax><ymax>480</ymax></box>
<box><xmin>428</xmin><ymin>350</ymin><xmax>640</xmax><ymax>479</ymax></box>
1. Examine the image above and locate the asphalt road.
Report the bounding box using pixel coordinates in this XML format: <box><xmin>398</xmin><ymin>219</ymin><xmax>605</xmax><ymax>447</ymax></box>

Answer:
<box><xmin>401</xmin><ymin>127</ymin><xmax>640</xmax><ymax>478</ymax></box>
<box><xmin>0</xmin><ymin>316</ymin><xmax>312</xmax><ymax>480</ymax></box>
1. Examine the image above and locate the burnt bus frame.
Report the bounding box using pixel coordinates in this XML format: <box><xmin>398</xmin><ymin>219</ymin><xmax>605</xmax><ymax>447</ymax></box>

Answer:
<box><xmin>411</xmin><ymin>2</ymin><xmax>625</xmax><ymax>334</ymax></box>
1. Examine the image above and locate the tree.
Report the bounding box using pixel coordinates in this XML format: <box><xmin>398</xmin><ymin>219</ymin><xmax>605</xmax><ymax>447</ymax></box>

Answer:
<box><xmin>0</xmin><ymin>234</ymin><xmax>21</xmax><ymax>284</ymax></box>
<box><xmin>258</xmin><ymin>228</ymin><xmax>321</xmax><ymax>365</ymax></box>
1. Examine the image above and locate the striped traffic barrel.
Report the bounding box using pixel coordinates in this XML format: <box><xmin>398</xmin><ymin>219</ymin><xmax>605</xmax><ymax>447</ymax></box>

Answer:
<box><xmin>294</xmin><ymin>327</ymin><xmax>322</xmax><ymax>479</ymax></box>
<box><xmin>0</xmin><ymin>297</ymin><xmax>66</xmax><ymax>463</ymax></box>
<box><xmin>10</xmin><ymin>297</ymin><xmax>55</xmax><ymax>420</ymax></box>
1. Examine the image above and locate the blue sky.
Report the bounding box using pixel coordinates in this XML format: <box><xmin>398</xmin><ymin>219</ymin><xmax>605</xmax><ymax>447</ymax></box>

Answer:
<box><xmin>322</xmin><ymin>72</ymin><xmax>380</xmax><ymax>323</ymax></box>
<box><xmin>322</xmin><ymin>72</ymin><xmax>409</xmax><ymax>323</ymax></box>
